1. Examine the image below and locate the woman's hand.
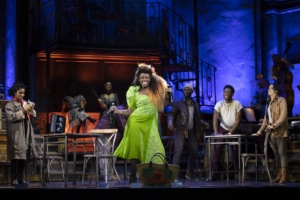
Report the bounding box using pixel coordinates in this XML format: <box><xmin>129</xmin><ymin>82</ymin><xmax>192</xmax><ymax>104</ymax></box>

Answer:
<box><xmin>167</xmin><ymin>120</ymin><xmax>173</xmax><ymax>130</ymax></box>
<box><xmin>23</xmin><ymin>103</ymin><xmax>33</xmax><ymax>112</ymax></box>
<box><xmin>109</xmin><ymin>105</ymin><xmax>117</xmax><ymax>113</ymax></box>
<box><xmin>98</xmin><ymin>98</ymin><xmax>106</xmax><ymax>109</ymax></box>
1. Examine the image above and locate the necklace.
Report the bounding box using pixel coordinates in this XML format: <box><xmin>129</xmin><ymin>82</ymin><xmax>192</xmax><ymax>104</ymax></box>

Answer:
<box><xmin>104</xmin><ymin>93</ymin><xmax>114</xmax><ymax>99</ymax></box>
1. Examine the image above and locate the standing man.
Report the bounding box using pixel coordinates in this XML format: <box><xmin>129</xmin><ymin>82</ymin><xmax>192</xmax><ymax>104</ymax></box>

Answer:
<box><xmin>168</xmin><ymin>83</ymin><xmax>209</xmax><ymax>180</ymax></box>
<box><xmin>206</xmin><ymin>85</ymin><xmax>243</xmax><ymax>182</ymax></box>
<box><xmin>252</xmin><ymin>83</ymin><xmax>289</xmax><ymax>184</ymax></box>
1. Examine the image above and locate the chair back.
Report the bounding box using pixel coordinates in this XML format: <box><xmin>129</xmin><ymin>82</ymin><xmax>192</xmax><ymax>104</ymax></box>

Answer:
<box><xmin>89</xmin><ymin>129</ymin><xmax>118</xmax><ymax>157</ymax></box>
<box><xmin>34</xmin><ymin>135</ymin><xmax>44</xmax><ymax>156</ymax></box>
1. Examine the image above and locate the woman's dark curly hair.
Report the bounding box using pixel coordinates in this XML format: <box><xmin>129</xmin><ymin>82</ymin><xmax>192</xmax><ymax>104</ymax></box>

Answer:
<box><xmin>132</xmin><ymin>65</ymin><xmax>155</xmax><ymax>88</ymax></box>
<box><xmin>8</xmin><ymin>82</ymin><xmax>26</xmax><ymax>97</ymax></box>
<box><xmin>131</xmin><ymin>63</ymin><xmax>168</xmax><ymax>112</ymax></box>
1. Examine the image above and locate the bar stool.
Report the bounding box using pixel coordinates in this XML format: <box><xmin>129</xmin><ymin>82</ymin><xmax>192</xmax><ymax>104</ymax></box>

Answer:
<box><xmin>82</xmin><ymin>129</ymin><xmax>121</xmax><ymax>184</ymax></box>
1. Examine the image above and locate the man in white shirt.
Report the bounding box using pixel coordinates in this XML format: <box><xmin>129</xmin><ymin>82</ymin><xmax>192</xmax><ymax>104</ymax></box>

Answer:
<box><xmin>206</xmin><ymin>85</ymin><xmax>243</xmax><ymax>182</ymax></box>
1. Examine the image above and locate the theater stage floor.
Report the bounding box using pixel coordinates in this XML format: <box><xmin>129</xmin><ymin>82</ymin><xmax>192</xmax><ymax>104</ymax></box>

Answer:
<box><xmin>0</xmin><ymin>178</ymin><xmax>299</xmax><ymax>199</ymax></box>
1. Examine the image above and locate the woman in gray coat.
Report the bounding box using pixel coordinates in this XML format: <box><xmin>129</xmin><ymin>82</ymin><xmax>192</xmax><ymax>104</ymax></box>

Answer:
<box><xmin>5</xmin><ymin>82</ymin><xmax>37</xmax><ymax>185</ymax></box>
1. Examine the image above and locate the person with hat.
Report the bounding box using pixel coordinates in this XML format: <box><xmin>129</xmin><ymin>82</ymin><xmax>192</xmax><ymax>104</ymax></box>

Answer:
<box><xmin>168</xmin><ymin>83</ymin><xmax>210</xmax><ymax>180</ymax></box>
<box><xmin>206</xmin><ymin>84</ymin><xmax>243</xmax><ymax>182</ymax></box>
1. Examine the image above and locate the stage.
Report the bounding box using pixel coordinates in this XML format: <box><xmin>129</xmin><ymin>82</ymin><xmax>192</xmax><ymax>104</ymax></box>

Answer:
<box><xmin>1</xmin><ymin>178</ymin><xmax>299</xmax><ymax>199</ymax></box>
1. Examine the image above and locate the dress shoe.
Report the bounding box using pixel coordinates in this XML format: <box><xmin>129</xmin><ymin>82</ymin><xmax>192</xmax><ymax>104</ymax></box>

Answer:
<box><xmin>18</xmin><ymin>180</ymin><xmax>29</xmax><ymax>184</ymax></box>
<box><xmin>205</xmin><ymin>175</ymin><xmax>217</xmax><ymax>182</ymax></box>
<box><xmin>129</xmin><ymin>177</ymin><xmax>137</xmax><ymax>184</ymax></box>
<box><xmin>99</xmin><ymin>174</ymin><xmax>118</xmax><ymax>181</ymax></box>
<box><xmin>11</xmin><ymin>179</ymin><xmax>18</xmax><ymax>186</ymax></box>
<box><xmin>110</xmin><ymin>174</ymin><xmax>118</xmax><ymax>181</ymax></box>
<box><xmin>185</xmin><ymin>173</ymin><xmax>199</xmax><ymax>180</ymax></box>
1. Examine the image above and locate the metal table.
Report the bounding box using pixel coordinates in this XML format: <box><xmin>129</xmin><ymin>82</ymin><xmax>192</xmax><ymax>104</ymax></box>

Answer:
<box><xmin>205</xmin><ymin>134</ymin><xmax>242</xmax><ymax>182</ymax></box>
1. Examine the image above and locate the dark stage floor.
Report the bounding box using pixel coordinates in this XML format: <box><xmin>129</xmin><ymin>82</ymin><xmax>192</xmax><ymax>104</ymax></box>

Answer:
<box><xmin>1</xmin><ymin>177</ymin><xmax>299</xmax><ymax>199</ymax></box>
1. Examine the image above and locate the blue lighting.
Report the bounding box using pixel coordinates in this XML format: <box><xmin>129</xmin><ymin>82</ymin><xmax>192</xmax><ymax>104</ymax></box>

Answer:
<box><xmin>4</xmin><ymin>0</ymin><xmax>16</xmax><ymax>99</ymax></box>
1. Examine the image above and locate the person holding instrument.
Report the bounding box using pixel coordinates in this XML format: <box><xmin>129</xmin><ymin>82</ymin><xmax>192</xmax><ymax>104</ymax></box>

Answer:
<box><xmin>94</xmin><ymin>81</ymin><xmax>120</xmax><ymax>129</ymax></box>
<box><xmin>93</xmin><ymin>81</ymin><xmax>120</xmax><ymax>181</ymax></box>
<box><xmin>63</xmin><ymin>82</ymin><xmax>96</xmax><ymax>133</ymax></box>
<box><xmin>270</xmin><ymin>54</ymin><xmax>294</xmax><ymax>117</ymax></box>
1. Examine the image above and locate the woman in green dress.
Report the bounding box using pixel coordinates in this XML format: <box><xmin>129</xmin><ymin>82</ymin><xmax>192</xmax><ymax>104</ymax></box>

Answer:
<box><xmin>109</xmin><ymin>63</ymin><xmax>171</xmax><ymax>183</ymax></box>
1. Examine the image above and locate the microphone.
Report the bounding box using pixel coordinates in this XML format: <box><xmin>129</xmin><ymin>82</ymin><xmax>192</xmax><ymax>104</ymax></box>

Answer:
<box><xmin>108</xmin><ymin>102</ymin><xmax>115</xmax><ymax>126</ymax></box>
<box><xmin>167</xmin><ymin>84</ymin><xmax>173</xmax><ymax>105</ymax></box>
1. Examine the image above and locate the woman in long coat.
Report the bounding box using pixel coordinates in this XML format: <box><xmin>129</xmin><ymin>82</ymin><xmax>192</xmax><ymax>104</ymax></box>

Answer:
<box><xmin>5</xmin><ymin>82</ymin><xmax>37</xmax><ymax>185</ymax></box>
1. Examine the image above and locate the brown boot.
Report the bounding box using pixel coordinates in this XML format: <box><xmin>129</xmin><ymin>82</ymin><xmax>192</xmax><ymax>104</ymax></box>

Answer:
<box><xmin>272</xmin><ymin>168</ymin><xmax>281</xmax><ymax>183</ymax></box>
<box><xmin>279</xmin><ymin>168</ymin><xmax>287</xmax><ymax>184</ymax></box>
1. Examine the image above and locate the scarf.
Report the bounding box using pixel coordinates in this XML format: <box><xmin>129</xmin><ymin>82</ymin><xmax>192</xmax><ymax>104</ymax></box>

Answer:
<box><xmin>13</xmin><ymin>97</ymin><xmax>30</xmax><ymax>119</ymax></box>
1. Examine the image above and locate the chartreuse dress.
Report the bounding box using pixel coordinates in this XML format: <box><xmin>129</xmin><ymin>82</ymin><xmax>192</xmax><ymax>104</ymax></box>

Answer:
<box><xmin>113</xmin><ymin>86</ymin><xmax>165</xmax><ymax>164</ymax></box>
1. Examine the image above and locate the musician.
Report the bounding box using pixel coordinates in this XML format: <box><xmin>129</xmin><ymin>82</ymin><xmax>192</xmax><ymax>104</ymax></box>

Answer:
<box><xmin>270</xmin><ymin>54</ymin><xmax>294</xmax><ymax>117</ymax></box>
<box><xmin>63</xmin><ymin>82</ymin><xmax>96</xmax><ymax>133</ymax></box>
<box><xmin>93</xmin><ymin>81</ymin><xmax>120</xmax><ymax>181</ymax></box>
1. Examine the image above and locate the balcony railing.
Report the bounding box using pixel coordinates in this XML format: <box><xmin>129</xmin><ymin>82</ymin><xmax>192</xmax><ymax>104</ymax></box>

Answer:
<box><xmin>31</xmin><ymin>0</ymin><xmax>216</xmax><ymax>106</ymax></box>
<box><xmin>31</xmin><ymin>0</ymin><xmax>195</xmax><ymax>65</ymax></box>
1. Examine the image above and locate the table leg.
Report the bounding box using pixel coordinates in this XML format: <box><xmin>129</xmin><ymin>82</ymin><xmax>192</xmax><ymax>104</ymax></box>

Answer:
<box><xmin>73</xmin><ymin>138</ymin><xmax>77</xmax><ymax>185</ymax></box>
<box><xmin>255</xmin><ymin>142</ymin><xmax>258</xmax><ymax>181</ymax></box>
<box><xmin>42</xmin><ymin>138</ymin><xmax>46</xmax><ymax>186</ymax></box>
<box><xmin>238</xmin><ymin>137</ymin><xmax>241</xmax><ymax>183</ymax></box>
<box><xmin>208</xmin><ymin>138</ymin><xmax>212</xmax><ymax>182</ymax></box>
<box><xmin>226</xmin><ymin>142</ymin><xmax>229</xmax><ymax>182</ymax></box>
<box><xmin>96</xmin><ymin>137</ymin><xmax>99</xmax><ymax>185</ymax></box>
<box><xmin>64</xmin><ymin>136</ymin><xmax>68</xmax><ymax>187</ymax></box>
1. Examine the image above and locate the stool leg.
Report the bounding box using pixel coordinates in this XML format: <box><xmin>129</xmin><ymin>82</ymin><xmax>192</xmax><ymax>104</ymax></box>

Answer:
<box><xmin>47</xmin><ymin>159</ymin><xmax>51</xmax><ymax>182</ymax></box>
<box><xmin>242</xmin><ymin>157</ymin><xmax>245</xmax><ymax>183</ymax></box>
<box><xmin>39</xmin><ymin>159</ymin><xmax>43</xmax><ymax>184</ymax></box>
<box><xmin>226</xmin><ymin>145</ymin><xmax>229</xmax><ymax>182</ymax></box>
<box><xmin>110</xmin><ymin>157</ymin><xmax>121</xmax><ymax>182</ymax></box>
<box><xmin>82</xmin><ymin>158</ymin><xmax>86</xmax><ymax>184</ymax></box>
<box><xmin>59</xmin><ymin>159</ymin><xmax>65</xmax><ymax>182</ymax></box>
<box><xmin>104</xmin><ymin>158</ymin><xmax>108</xmax><ymax>183</ymax></box>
